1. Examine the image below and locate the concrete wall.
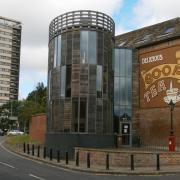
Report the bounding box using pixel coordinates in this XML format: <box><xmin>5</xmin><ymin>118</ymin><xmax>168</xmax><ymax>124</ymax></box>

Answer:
<box><xmin>29</xmin><ymin>114</ymin><xmax>46</xmax><ymax>144</ymax></box>
<box><xmin>45</xmin><ymin>133</ymin><xmax>116</xmax><ymax>158</ymax></box>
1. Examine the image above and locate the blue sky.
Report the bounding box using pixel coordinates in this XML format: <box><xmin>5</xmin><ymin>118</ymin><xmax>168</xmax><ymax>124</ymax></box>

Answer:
<box><xmin>113</xmin><ymin>0</ymin><xmax>138</xmax><ymax>32</ymax></box>
<box><xmin>0</xmin><ymin>0</ymin><xmax>179</xmax><ymax>99</ymax></box>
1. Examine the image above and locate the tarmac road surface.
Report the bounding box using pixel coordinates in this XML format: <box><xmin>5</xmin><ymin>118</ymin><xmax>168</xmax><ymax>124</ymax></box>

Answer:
<box><xmin>0</xmin><ymin>136</ymin><xmax>180</xmax><ymax>180</ymax></box>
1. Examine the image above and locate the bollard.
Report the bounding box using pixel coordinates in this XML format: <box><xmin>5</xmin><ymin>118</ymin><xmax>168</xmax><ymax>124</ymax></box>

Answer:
<box><xmin>50</xmin><ymin>148</ymin><xmax>53</xmax><ymax>161</ymax></box>
<box><xmin>27</xmin><ymin>144</ymin><xmax>30</xmax><ymax>154</ymax></box>
<box><xmin>106</xmin><ymin>154</ymin><xmax>109</xmax><ymax>170</ymax></box>
<box><xmin>37</xmin><ymin>146</ymin><xmax>40</xmax><ymax>157</ymax></box>
<box><xmin>156</xmin><ymin>154</ymin><xmax>160</xmax><ymax>171</ymax></box>
<box><xmin>57</xmin><ymin>150</ymin><xmax>60</xmax><ymax>163</ymax></box>
<box><xmin>76</xmin><ymin>151</ymin><xmax>79</xmax><ymax>166</ymax></box>
<box><xmin>131</xmin><ymin>154</ymin><xmax>134</xmax><ymax>171</ymax></box>
<box><xmin>43</xmin><ymin>147</ymin><xmax>46</xmax><ymax>159</ymax></box>
<box><xmin>23</xmin><ymin>142</ymin><xmax>26</xmax><ymax>153</ymax></box>
<box><xmin>66</xmin><ymin>152</ymin><xmax>68</xmax><ymax>165</ymax></box>
<box><xmin>32</xmin><ymin>144</ymin><xmax>34</xmax><ymax>156</ymax></box>
<box><xmin>87</xmin><ymin>153</ymin><xmax>90</xmax><ymax>168</ymax></box>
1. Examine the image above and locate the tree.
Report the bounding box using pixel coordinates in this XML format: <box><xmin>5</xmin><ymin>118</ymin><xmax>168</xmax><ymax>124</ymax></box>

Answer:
<box><xmin>18</xmin><ymin>82</ymin><xmax>47</xmax><ymax>131</ymax></box>
<box><xmin>27</xmin><ymin>82</ymin><xmax>47</xmax><ymax>108</ymax></box>
<box><xmin>0</xmin><ymin>101</ymin><xmax>22</xmax><ymax>130</ymax></box>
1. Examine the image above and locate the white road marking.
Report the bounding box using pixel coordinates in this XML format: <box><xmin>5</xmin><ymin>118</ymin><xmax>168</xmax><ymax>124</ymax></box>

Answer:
<box><xmin>29</xmin><ymin>174</ymin><xmax>46</xmax><ymax>180</ymax></box>
<box><xmin>0</xmin><ymin>161</ymin><xmax>15</xmax><ymax>169</ymax></box>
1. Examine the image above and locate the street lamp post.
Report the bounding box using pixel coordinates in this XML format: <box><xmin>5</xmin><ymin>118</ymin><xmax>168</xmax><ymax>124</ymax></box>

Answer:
<box><xmin>164</xmin><ymin>81</ymin><xmax>180</xmax><ymax>152</ymax></box>
<box><xmin>169</xmin><ymin>99</ymin><xmax>175</xmax><ymax>135</ymax></box>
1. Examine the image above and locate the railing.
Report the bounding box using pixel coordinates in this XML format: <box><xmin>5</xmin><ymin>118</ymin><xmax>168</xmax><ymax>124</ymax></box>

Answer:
<box><xmin>19</xmin><ymin>142</ymin><xmax>180</xmax><ymax>172</ymax></box>
<box><xmin>49</xmin><ymin>10</ymin><xmax>115</xmax><ymax>41</ymax></box>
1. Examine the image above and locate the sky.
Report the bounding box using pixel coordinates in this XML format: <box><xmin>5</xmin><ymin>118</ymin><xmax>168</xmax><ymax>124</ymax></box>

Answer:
<box><xmin>0</xmin><ymin>0</ymin><xmax>180</xmax><ymax>99</ymax></box>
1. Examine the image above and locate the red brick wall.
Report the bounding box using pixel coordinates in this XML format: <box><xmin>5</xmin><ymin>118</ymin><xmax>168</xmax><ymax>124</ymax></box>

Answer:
<box><xmin>29</xmin><ymin>114</ymin><xmax>46</xmax><ymax>144</ymax></box>
<box><xmin>75</xmin><ymin>147</ymin><xmax>180</xmax><ymax>167</ymax></box>
<box><xmin>132</xmin><ymin>39</ymin><xmax>180</xmax><ymax>146</ymax></box>
<box><xmin>139</xmin><ymin>107</ymin><xmax>180</xmax><ymax>146</ymax></box>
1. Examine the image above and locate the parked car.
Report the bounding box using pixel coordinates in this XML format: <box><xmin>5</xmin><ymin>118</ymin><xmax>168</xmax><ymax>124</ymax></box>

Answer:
<box><xmin>7</xmin><ymin>130</ymin><xmax>24</xmax><ymax>136</ymax></box>
<box><xmin>0</xmin><ymin>129</ymin><xmax>4</xmax><ymax>136</ymax></box>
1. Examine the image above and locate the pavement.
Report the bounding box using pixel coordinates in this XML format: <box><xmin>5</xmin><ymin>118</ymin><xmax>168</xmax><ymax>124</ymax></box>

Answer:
<box><xmin>3</xmin><ymin>140</ymin><xmax>180</xmax><ymax>176</ymax></box>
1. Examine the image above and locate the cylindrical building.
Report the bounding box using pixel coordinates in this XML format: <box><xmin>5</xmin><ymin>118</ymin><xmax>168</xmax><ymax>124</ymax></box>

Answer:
<box><xmin>46</xmin><ymin>10</ymin><xmax>115</xmax><ymax>152</ymax></box>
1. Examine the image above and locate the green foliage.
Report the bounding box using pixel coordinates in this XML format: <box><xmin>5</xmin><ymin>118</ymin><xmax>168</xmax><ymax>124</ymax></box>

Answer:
<box><xmin>0</xmin><ymin>101</ymin><xmax>22</xmax><ymax>130</ymax></box>
<box><xmin>6</xmin><ymin>134</ymin><xmax>30</xmax><ymax>145</ymax></box>
<box><xmin>18</xmin><ymin>82</ymin><xmax>47</xmax><ymax>130</ymax></box>
<box><xmin>27</xmin><ymin>82</ymin><xmax>46</xmax><ymax>107</ymax></box>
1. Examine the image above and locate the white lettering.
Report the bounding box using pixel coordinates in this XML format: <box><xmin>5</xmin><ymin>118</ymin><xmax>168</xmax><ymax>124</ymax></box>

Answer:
<box><xmin>143</xmin><ymin>80</ymin><xmax>167</xmax><ymax>103</ymax></box>
<box><xmin>158</xmin><ymin>80</ymin><xmax>167</xmax><ymax>92</ymax></box>
<box><xmin>144</xmin><ymin>91</ymin><xmax>151</xmax><ymax>102</ymax></box>
<box><xmin>142</xmin><ymin>54</ymin><xmax>163</xmax><ymax>64</ymax></box>
<box><xmin>150</xmin><ymin>85</ymin><xmax>158</xmax><ymax>98</ymax></box>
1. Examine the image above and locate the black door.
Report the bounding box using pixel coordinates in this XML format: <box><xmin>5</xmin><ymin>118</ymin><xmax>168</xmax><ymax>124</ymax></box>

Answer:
<box><xmin>121</xmin><ymin>123</ymin><xmax>130</xmax><ymax>145</ymax></box>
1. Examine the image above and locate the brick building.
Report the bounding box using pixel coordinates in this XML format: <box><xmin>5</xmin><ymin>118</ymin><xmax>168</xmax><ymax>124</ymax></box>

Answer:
<box><xmin>115</xmin><ymin>17</ymin><xmax>180</xmax><ymax>146</ymax></box>
<box><xmin>46</xmin><ymin>10</ymin><xmax>180</xmax><ymax>151</ymax></box>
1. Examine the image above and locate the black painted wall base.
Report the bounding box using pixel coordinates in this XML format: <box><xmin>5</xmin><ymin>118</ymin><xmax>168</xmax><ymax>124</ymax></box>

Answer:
<box><xmin>45</xmin><ymin>133</ymin><xmax>116</xmax><ymax>158</ymax></box>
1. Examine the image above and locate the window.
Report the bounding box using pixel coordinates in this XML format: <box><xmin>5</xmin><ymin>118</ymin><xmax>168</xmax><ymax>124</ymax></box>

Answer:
<box><xmin>60</xmin><ymin>66</ymin><xmax>66</xmax><ymax>97</ymax></box>
<box><xmin>119</xmin><ymin>77</ymin><xmax>126</xmax><ymax>105</ymax></box>
<box><xmin>53</xmin><ymin>37</ymin><xmax>58</xmax><ymax>68</ymax></box>
<box><xmin>0</xmin><ymin>74</ymin><xmax>10</xmax><ymax>78</ymax></box>
<box><xmin>79</xmin><ymin>98</ymin><xmax>87</xmax><ymax>132</ymax></box>
<box><xmin>164</xmin><ymin>27</ymin><xmax>174</xmax><ymax>34</ymax></box>
<box><xmin>157</xmin><ymin>27</ymin><xmax>175</xmax><ymax>38</ymax></box>
<box><xmin>114</xmin><ymin>49</ymin><xmax>120</xmax><ymax>76</ymax></box>
<box><xmin>114</xmin><ymin>48</ymin><xmax>132</xmax><ymax>122</ymax></box>
<box><xmin>0</xmin><ymin>43</ymin><xmax>11</xmax><ymax>48</ymax></box>
<box><xmin>0</xmin><ymin>68</ymin><xmax>10</xmax><ymax>72</ymax></box>
<box><xmin>57</xmin><ymin>35</ymin><xmax>61</xmax><ymax>66</ymax></box>
<box><xmin>119</xmin><ymin>49</ymin><xmax>125</xmax><ymax>76</ymax></box>
<box><xmin>80</xmin><ymin>31</ymin><xmax>97</xmax><ymax>64</ymax></box>
<box><xmin>66</xmin><ymin>65</ymin><xmax>71</xmax><ymax>97</ymax></box>
<box><xmin>88</xmin><ymin>31</ymin><xmax>97</xmax><ymax>64</ymax></box>
<box><xmin>118</xmin><ymin>41</ymin><xmax>126</xmax><ymax>47</ymax></box>
<box><xmin>48</xmin><ymin>71</ymin><xmax>51</xmax><ymax>101</ymax></box>
<box><xmin>125</xmin><ymin>50</ymin><xmax>132</xmax><ymax>77</ymax></box>
<box><xmin>53</xmin><ymin>35</ymin><xmax>62</xmax><ymax>68</ymax></box>
<box><xmin>72</xmin><ymin>98</ymin><xmax>79</xmax><ymax>132</ymax></box>
<box><xmin>0</xmin><ymin>49</ymin><xmax>12</xmax><ymax>54</ymax></box>
<box><xmin>127</xmin><ymin>77</ymin><xmax>132</xmax><ymax>105</ymax></box>
<box><xmin>66</xmin><ymin>32</ymin><xmax>72</xmax><ymax>64</ymax></box>
<box><xmin>0</xmin><ymin>61</ymin><xmax>11</xmax><ymax>66</ymax></box>
<box><xmin>80</xmin><ymin>31</ymin><xmax>88</xmax><ymax>63</ymax></box>
<box><xmin>0</xmin><ymin>37</ymin><xmax>12</xmax><ymax>42</ymax></box>
<box><xmin>96</xmin><ymin>65</ymin><xmax>102</xmax><ymax>98</ymax></box>
<box><xmin>114</xmin><ymin>77</ymin><xmax>119</xmax><ymax>105</ymax></box>
<box><xmin>0</xmin><ymin>55</ymin><xmax>11</xmax><ymax>60</ymax></box>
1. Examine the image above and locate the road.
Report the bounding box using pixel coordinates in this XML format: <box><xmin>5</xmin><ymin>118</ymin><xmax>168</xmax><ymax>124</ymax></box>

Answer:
<box><xmin>0</xmin><ymin>136</ymin><xmax>180</xmax><ymax>180</ymax></box>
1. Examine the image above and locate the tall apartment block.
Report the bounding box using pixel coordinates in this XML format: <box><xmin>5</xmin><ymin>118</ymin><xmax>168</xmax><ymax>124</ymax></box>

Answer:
<box><xmin>0</xmin><ymin>16</ymin><xmax>21</xmax><ymax>106</ymax></box>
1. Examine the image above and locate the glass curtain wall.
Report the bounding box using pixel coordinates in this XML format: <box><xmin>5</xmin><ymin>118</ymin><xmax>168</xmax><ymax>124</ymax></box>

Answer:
<box><xmin>48</xmin><ymin>30</ymin><xmax>113</xmax><ymax>134</ymax></box>
<box><xmin>114</xmin><ymin>48</ymin><xmax>132</xmax><ymax>133</ymax></box>
<box><xmin>80</xmin><ymin>31</ymin><xmax>97</xmax><ymax>64</ymax></box>
<box><xmin>53</xmin><ymin>35</ymin><xmax>61</xmax><ymax>68</ymax></box>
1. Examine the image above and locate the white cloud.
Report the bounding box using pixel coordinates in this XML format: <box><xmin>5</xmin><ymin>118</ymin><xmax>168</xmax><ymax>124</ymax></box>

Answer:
<box><xmin>21</xmin><ymin>46</ymin><xmax>48</xmax><ymax>71</ymax></box>
<box><xmin>132</xmin><ymin>0</ymin><xmax>180</xmax><ymax>28</ymax></box>
<box><xmin>0</xmin><ymin>0</ymin><xmax>123</xmax><ymax>99</ymax></box>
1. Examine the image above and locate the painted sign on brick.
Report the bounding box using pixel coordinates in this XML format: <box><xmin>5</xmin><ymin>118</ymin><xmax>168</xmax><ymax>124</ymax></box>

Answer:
<box><xmin>140</xmin><ymin>45</ymin><xmax>180</xmax><ymax>108</ymax></box>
